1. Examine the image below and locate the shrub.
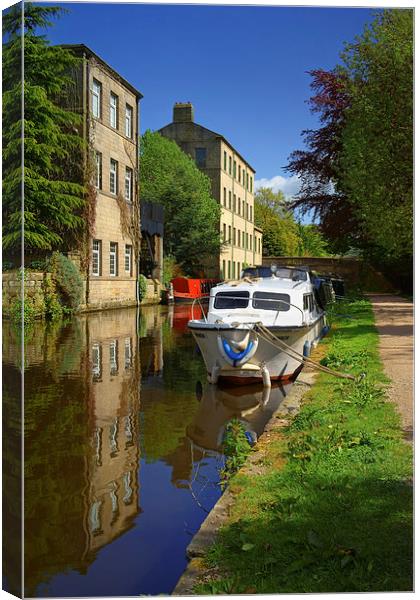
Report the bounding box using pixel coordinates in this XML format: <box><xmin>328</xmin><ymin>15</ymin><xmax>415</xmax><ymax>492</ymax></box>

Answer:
<box><xmin>49</xmin><ymin>252</ymin><xmax>83</xmax><ymax>310</ymax></box>
<box><xmin>10</xmin><ymin>297</ymin><xmax>35</xmax><ymax>326</ymax></box>
<box><xmin>138</xmin><ymin>274</ymin><xmax>148</xmax><ymax>301</ymax></box>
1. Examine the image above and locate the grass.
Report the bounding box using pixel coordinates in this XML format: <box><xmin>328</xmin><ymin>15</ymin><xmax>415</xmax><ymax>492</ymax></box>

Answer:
<box><xmin>194</xmin><ymin>296</ymin><xmax>413</xmax><ymax>594</ymax></box>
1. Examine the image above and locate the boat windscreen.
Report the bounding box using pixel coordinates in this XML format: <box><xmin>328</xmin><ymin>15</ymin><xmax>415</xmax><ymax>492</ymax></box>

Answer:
<box><xmin>275</xmin><ymin>268</ymin><xmax>307</xmax><ymax>281</ymax></box>
<box><xmin>214</xmin><ymin>291</ymin><xmax>249</xmax><ymax>309</ymax></box>
<box><xmin>252</xmin><ymin>292</ymin><xmax>291</xmax><ymax>311</ymax></box>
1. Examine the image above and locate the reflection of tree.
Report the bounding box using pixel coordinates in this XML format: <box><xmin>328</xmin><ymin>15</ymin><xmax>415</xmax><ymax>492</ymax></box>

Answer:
<box><xmin>23</xmin><ymin>334</ymin><xmax>91</xmax><ymax>597</ymax></box>
<box><xmin>140</xmin><ymin>328</ymin><xmax>206</xmax><ymax>464</ymax></box>
<box><xmin>3</xmin><ymin>379</ymin><xmax>22</xmax><ymax>597</ymax></box>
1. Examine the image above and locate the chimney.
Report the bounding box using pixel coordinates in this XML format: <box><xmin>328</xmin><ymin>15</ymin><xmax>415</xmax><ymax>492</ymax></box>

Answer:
<box><xmin>173</xmin><ymin>102</ymin><xmax>194</xmax><ymax>123</ymax></box>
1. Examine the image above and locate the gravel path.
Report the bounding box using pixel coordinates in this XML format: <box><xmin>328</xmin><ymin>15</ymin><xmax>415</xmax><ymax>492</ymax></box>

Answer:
<box><xmin>368</xmin><ymin>294</ymin><xmax>414</xmax><ymax>440</ymax></box>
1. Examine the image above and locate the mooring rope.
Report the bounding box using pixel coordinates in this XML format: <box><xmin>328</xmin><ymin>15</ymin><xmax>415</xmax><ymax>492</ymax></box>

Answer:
<box><xmin>254</xmin><ymin>322</ymin><xmax>359</xmax><ymax>382</ymax></box>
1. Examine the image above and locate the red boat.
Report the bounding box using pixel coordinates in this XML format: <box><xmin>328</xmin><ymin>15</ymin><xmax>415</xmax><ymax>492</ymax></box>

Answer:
<box><xmin>170</xmin><ymin>277</ymin><xmax>220</xmax><ymax>303</ymax></box>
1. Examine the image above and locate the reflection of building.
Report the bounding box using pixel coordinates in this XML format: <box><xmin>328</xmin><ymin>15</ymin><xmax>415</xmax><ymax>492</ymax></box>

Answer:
<box><xmin>84</xmin><ymin>309</ymin><xmax>141</xmax><ymax>554</ymax></box>
<box><xmin>159</xmin><ymin>103</ymin><xmax>263</xmax><ymax>278</ymax></box>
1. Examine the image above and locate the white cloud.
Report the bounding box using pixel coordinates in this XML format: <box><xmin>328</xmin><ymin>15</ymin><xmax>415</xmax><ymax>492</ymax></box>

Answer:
<box><xmin>255</xmin><ymin>174</ymin><xmax>301</xmax><ymax>199</ymax></box>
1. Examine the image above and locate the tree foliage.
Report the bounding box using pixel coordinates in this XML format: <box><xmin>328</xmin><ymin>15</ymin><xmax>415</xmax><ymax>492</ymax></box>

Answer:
<box><xmin>2</xmin><ymin>3</ymin><xmax>86</xmax><ymax>256</ymax></box>
<box><xmin>254</xmin><ymin>188</ymin><xmax>300</xmax><ymax>256</ymax></box>
<box><xmin>286</xmin><ymin>9</ymin><xmax>413</xmax><ymax>262</ymax></box>
<box><xmin>139</xmin><ymin>130</ymin><xmax>221</xmax><ymax>276</ymax></box>
<box><xmin>254</xmin><ymin>187</ymin><xmax>330</xmax><ymax>257</ymax></box>
<box><xmin>340</xmin><ymin>9</ymin><xmax>413</xmax><ymax>260</ymax></box>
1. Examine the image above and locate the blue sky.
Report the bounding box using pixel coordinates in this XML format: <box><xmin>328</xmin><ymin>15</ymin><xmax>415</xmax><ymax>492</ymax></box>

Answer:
<box><xmin>40</xmin><ymin>2</ymin><xmax>375</xmax><ymax>196</ymax></box>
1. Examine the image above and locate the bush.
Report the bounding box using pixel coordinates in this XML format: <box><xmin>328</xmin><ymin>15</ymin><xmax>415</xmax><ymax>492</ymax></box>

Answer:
<box><xmin>49</xmin><ymin>252</ymin><xmax>83</xmax><ymax>310</ymax></box>
<box><xmin>138</xmin><ymin>274</ymin><xmax>148</xmax><ymax>301</ymax></box>
<box><xmin>10</xmin><ymin>297</ymin><xmax>35</xmax><ymax>326</ymax></box>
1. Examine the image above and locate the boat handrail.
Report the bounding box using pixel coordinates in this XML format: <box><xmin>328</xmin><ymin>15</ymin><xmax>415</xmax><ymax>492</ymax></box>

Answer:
<box><xmin>190</xmin><ymin>294</ymin><xmax>307</xmax><ymax>325</ymax></box>
<box><xmin>191</xmin><ymin>296</ymin><xmax>210</xmax><ymax>323</ymax></box>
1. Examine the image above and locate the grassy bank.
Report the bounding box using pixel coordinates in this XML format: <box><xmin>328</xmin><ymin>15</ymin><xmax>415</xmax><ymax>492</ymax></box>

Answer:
<box><xmin>196</xmin><ymin>297</ymin><xmax>413</xmax><ymax>594</ymax></box>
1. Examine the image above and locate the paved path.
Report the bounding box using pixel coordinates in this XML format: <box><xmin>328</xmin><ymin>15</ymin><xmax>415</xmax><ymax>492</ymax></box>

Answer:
<box><xmin>367</xmin><ymin>294</ymin><xmax>414</xmax><ymax>440</ymax></box>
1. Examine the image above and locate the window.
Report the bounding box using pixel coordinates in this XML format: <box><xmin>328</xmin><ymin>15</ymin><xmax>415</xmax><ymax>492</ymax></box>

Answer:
<box><xmin>223</xmin><ymin>187</ymin><xmax>226</xmax><ymax>206</ymax></box>
<box><xmin>252</xmin><ymin>292</ymin><xmax>291</xmax><ymax>311</ymax></box>
<box><xmin>246</xmin><ymin>203</ymin><xmax>248</xmax><ymax>220</ymax></box>
<box><xmin>125</xmin><ymin>244</ymin><xmax>132</xmax><ymax>275</ymax></box>
<box><xmin>242</xmin><ymin>231</ymin><xmax>245</xmax><ymax>247</ymax></box>
<box><xmin>214</xmin><ymin>291</ymin><xmax>249</xmax><ymax>309</ymax></box>
<box><xmin>223</xmin><ymin>223</ymin><xmax>226</xmax><ymax>240</ymax></box>
<box><xmin>110</xmin><ymin>159</ymin><xmax>118</xmax><ymax>194</ymax></box>
<box><xmin>109</xmin><ymin>340</ymin><xmax>118</xmax><ymax>375</ymax></box>
<box><xmin>233</xmin><ymin>194</ymin><xmax>236</xmax><ymax>213</ymax></box>
<box><xmin>195</xmin><ymin>147</ymin><xmax>207</xmax><ymax>168</ymax></box>
<box><xmin>304</xmin><ymin>294</ymin><xmax>315</xmax><ymax>311</ymax></box>
<box><xmin>92</xmin><ymin>343</ymin><xmax>102</xmax><ymax>380</ymax></box>
<box><xmin>238</xmin><ymin>198</ymin><xmax>241</xmax><ymax>215</ymax></box>
<box><xmin>238</xmin><ymin>165</ymin><xmax>241</xmax><ymax>182</ymax></box>
<box><xmin>242</xmin><ymin>170</ymin><xmax>245</xmax><ymax>186</ymax></box>
<box><xmin>92</xmin><ymin>240</ymin><xmax>101</xmax><ymax>276</ymax></box>
<box><xmin>124</xmin><ymin>338</ymin><xmax>132</xmax><ymax>369</ymax></box>
<box><xmin>95</xmin><ymin>151</ymin><xmax>102</xmax><ymax>189</ymax></box>
<box><xmin>228</xmin><ymin>225</ymin><xmax>231</xmax><ymax>241</ymax></box>
<box><xmin>250</xmin><ymin>206</ymin><xmax>253</xmax><ymax>222</ymax></box>
<box><xmin>125</xmin><ymin>167</ymin><xmax>133</xmax><ymax>202</ymax></box>
<box><xmin>125</xmin><ymin>104</ymin><xmax>133</xmax><ymax>138</ymax></box>
<box><xmin>228</xmin><ymin>191</ymin><xmax>232</xmax><ymax>210</ymax></box>
<box><xmin>250</xmin><ymin>176</ymin><xmax>253</xmax><ymax>193</ymax></box>
<box><xmin>110</xmin><ymin>242</ymin><xmax>118</xmax><ymax>276</ymax></box>
<box><xmin>246</xmin><ymin>173</ymin><xmax>249</xmax><ymax>190</ymax></box>
<box><xmin>228</xmin><ymin>261</ymin><xmax>231</xmax><ymax>279</ymax></box>
<box><xmin>222</xmin><ymin>260</ymin><xmax>226</xmax><ymax>279</ymax></box>
<box><xmin>92</xmin><ymin>79</ymin><xmax>102</xmax><ymax>118</ymax></box>
<box><xmin>224</xmin><ymin>151</ymin><xmax>227</xmax><ymax>171</ymax></box>
<box><xmin>233</xmin><ymin>228</ymin><xmax>236</xmax><ymax>245</ymax></box>
<box><xmin>110</xmin><ymin>92</ymin><xmax>118</xmax><ymax>128</ymax></box>
<box><xmin>233</xmin><ymin>160</ymin><xmax>236</xmax><ymax>178</ymax></box>
<box><xmin>229</xmin><ymin>156</ymin><xmax>232</xmax><ymax>174</ymax></box>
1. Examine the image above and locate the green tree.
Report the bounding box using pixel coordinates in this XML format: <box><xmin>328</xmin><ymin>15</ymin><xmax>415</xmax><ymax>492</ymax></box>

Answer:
<box><xmin>139</xmin><ymin>130</ymin><xmax>221</xmax><ymax>276</ymax></box>
<box><xmin>340</xmin><ymin>9</ymin><xmax>413</xmax><ymax>260</ymax></box>
<box><xmin>2</xmin><ymin>3</ymin><xmax>86</xmax><ymax>257</ymax></box>
<box><xmin>296</xmin><ymin>223</ymin><xmax>331</xmax><ymax>257</ymax></box>
<box><xmin>254</xmin><ymin>187</ymin><xmax>300</xmax><ymax>256</ymax></box>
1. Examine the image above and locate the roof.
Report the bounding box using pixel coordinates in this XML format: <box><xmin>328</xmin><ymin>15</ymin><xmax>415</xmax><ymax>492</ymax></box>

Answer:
<box><xmin>61</xmin><ymin>44</ymin><xmax>143</xmax><ymax>99</ymax></box>
<box><xmin>159</xmin><ymin>120</ymin><xmax>256</xmax><ymax>173</ymax></box>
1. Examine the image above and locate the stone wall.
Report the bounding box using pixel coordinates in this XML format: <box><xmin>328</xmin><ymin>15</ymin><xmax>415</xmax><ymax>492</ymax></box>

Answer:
<box><xmin>261</xmin><ymin>256</ymin><xmax>395</xmax><ymax>292</ymax></box>
<box><xmin>2</xmin><ymin>271</ymin><xmax>50</xmax><ymax>319</ymax></box>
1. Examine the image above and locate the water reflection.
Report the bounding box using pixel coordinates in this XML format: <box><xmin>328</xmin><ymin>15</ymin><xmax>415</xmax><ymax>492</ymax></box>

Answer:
<box><xmin>187</xmin><ymin>381</ymin><xmax>292</xmax><ymax>453</ymax></box>
<box><xmin>2</xmin><ymin>304</ymin><xmax>292</xmax><ymax>597</ymax></box>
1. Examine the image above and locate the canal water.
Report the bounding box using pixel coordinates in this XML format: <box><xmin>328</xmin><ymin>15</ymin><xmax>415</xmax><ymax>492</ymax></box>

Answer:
<box><xmin>3</xmin><ymin>305</ymin><xmax>291</xmax><ymax>598</ymax></box>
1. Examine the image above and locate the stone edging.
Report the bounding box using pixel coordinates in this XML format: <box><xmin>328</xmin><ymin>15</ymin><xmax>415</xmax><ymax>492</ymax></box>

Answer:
<box><xmin>172</xmin><ymin>368</ymin><xmax>318</xmax><ymax>596</ymax></box>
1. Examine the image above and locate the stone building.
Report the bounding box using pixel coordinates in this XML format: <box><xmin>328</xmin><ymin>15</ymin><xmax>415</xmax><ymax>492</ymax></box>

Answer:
<box><xmin>159</xmin><ymin>103</ymin><xmax>262</xmax><ymax>279</ymax></box>
<box><xmin>65</xmin><ymin>44</ymin><xmax>142</xmax><ymax>310</ymax></box>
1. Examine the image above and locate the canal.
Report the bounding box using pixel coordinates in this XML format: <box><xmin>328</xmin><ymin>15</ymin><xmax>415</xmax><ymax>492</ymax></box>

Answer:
<box><xmin>3</xmin><ymin>305</ymin><xmax>291</xmax><ymax>597</ymax></box>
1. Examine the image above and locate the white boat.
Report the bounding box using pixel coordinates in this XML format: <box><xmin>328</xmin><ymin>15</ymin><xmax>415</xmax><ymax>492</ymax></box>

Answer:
<box><xmin>188</xmin><ymin>266</ymin><xmax>329</xmax><ymax>386</ymax></box>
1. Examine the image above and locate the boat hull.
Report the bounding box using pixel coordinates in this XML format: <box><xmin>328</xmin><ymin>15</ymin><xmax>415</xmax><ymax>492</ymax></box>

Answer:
<box><xmin>189</xmin><ymin>316</ymin><xmax>327</xmax><ymax>385</ymax></box>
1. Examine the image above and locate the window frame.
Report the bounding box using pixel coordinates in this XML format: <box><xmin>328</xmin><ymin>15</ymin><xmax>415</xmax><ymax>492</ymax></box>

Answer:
<box><xmin>109</xmin><ymin>241</ymin><xmax>118</xmax><ymax>277</ymax></box>
<box><xmin>110</xmin><ymin>158</ymin><xmax>118</xmax><ymax>195</ymax></box>
<box><xmin>92</xmin><ymin>79</ymin><xmax>102</xmax><ymax>119</ymax></box>
<box><xmin>110</xmin><ymin>92</ymin><xmax>118</xmax><ymax>129</ymax></box>
<box><xmin>125</xmin><ymin>103</ymin><xmax>133</xmax><ymax>138</ymax></box>
<box><xmin>214</xmin><ymin>291</ymin><xmax>250</xmax><ymax>309</ymax></box>
<box><xmin>92</xmin><ymin>239</ymin><xmax>102</xmax><ymax>276</ymax></box>
<box><xmin>125</xmin><ymin>167</ymin><xmax>133</xmax><ymax>202</ymax></box>
<box><xmin>252</xmin><ymin>291</ymin><xmax>291</xmax><ymax>312</ymax></box>
<box><xmin>125</xmin><ymin>244</ymin><xmax>132</xmax><ymax>275</ymax></box>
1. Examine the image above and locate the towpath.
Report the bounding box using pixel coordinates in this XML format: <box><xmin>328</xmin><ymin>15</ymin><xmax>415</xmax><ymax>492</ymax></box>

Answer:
<box><xmin>367</xmin><ymin>294</ymin><xmax>414</xmax><ymax>440</ymax></box>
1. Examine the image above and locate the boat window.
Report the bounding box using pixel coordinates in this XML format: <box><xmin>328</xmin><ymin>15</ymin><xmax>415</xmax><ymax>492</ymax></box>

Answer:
<box><xmin>252</xmin><ymin>292</ymin><xmax>290</xmax><ymax>311</ymax></box>
<box><xmin>275</xmin><ymin>268</ymin><xmax>307</xmax><ymax>281</ymax></box>
<box><xmin>304</xmin><ymin>293</ymin><xmax>315</xmax><ymax>311</ymax></box>
<box><xmin>214</xmin><ymin>291</ymin><xmax>249</xmax><ymax>309</ymax></box>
